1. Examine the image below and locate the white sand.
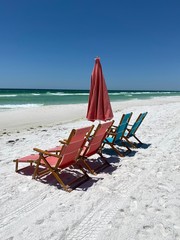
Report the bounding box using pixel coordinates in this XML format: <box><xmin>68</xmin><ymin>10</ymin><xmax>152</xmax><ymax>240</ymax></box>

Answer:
<box><xmin>0</xmin><ymin>96</ymin><xmax>180</xmax><ymax>240</ymax></box>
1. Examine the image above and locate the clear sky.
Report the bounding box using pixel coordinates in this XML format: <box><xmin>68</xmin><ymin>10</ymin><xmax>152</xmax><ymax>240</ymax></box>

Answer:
<box><xmin>0</xmin><ymin>0</ymin><xmax>180</xmax><ymax>90</ymax></box>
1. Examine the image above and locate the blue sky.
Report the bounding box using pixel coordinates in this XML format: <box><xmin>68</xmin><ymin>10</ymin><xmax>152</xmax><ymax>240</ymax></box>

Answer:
<box><xmin>0</xmin><ymin>0</ymin><xmax>180</xmax><ymax>90</ymax></box>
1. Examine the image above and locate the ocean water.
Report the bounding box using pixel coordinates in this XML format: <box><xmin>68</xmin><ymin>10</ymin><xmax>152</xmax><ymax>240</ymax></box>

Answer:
<box><xmin>0</xmin><ymin>88</ymin><xmax>180</xmax><ymax>111</ymax></box>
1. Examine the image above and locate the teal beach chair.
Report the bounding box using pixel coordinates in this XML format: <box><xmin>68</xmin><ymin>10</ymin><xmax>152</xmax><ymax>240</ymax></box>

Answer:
<box><xmin>109</xmin><ymin>112</ymin><xmax>132</xmax><ymax>135</ymax></box>
<box><xmin>103</xmin><ymin>122</ymin><xmax>131</xmax><ymax>157</ymax></box>
<box><xmin>125</xmin><ymin>112</ymin><xmax>148</xmax><ymax>147</ymax></box>
<box><xmin>120</xmin><ymin>112</ymin><xmax>133</xmax><ymax>124</ymax></box>
<box><xmin>111</xmin><ymin>112</ymin><xmax>132</xmax><ymax>131</ymax></box>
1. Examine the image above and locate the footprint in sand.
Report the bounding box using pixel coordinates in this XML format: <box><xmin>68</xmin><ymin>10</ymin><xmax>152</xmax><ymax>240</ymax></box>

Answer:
<box><xmin>35</xmin><ymin>218</ymin><xmax>45</xmax><ymax>225</ymax></box>
<box><xmin>7</xmin><ymin>140</ymin><xmax>16</xmax><ymax>144</ymax></box>
<box><xmin>143</xmin><ymin>225</ymin><xmax>153</xmax><ymax>231</ymax></box>
<box><xmin>136</xmin><ymin>225</ymin><xmax>154</xmax><ymax>239</ymax></box>
<box><xmin>157</xmin><ymin>223</ymin><xmax>171</xmax><ymax>238</ymax></box>
<box><xmin>129</xmin><ymin>196</ymin><xmax>138</xmax><ymax>212</ymax></box>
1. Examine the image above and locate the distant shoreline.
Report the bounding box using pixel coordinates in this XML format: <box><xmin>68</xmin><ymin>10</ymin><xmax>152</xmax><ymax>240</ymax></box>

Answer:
<box><xmin>1</xmin><ymin>96</ymin><xmax>180</xmax><ymax>133</ymax></box>
<box><xmin>0</xmin><ymin>89</ymin><xmax>180</xmax><ymax>112</ymax></box>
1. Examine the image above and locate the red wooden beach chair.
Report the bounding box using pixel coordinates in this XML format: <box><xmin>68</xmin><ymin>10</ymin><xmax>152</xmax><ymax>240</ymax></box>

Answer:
<box><xmin>13</xmin><ymin>126</ymin><xmax>94</xmax><ymax>178</ymax></box>
<box><xmin>80</xmin><ymin>121</ymin><xmax>114</xmax><ymax>174</ymax></box>
<box><xmin>32</xmin><ymin>126</ymin><xmax>94</xmax><ymax>192</ymax></box>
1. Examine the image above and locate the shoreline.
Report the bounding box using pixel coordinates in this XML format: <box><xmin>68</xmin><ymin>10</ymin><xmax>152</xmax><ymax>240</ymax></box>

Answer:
<box><xmin>1</xmin><ymin>96</ymin><xmax>180</xmax><ymax>133</ymax></box>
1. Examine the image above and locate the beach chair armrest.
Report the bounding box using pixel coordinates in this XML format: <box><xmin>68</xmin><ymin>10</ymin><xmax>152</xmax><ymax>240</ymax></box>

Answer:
<box><xmin>33</xmin><ymin>148</ymin><xmax>45</xmax><ymax>154</ymax></box>
<box><xmin>33</xmin><ymin>148</ymin><xmax>60</xmax><ymax>158</ymax></box>
<box><xmin>108</xmin><ymin>129</ymin><xmax>116</xmax><ymax>135</ymax></box>
<box><xmin>111</xmin><ymin>125</ymin><xmax>118</xmax><ymax>131</ymax></box>
<box><xmin>48</xmin><ymin>149</ymin><xmax>61</xmax><ymax>153</ymax></box>
<box><xmin>108</xmin><ymin>124</ymin><xmax>117</xmax><ymax>133</ymax></box>
<box><xmin>108</xmin><ymin>133</ymin><xmax>116</xmax><ymax>138</ymax></box>
<box><xmin>106</xmin><ymin>131</ymin><xmax>116</xmax><ymax>138</ymax></box>
<box><xmin>59</xmin><ymin>139</ymin><xmax>67</xmax><ymax>144</ymax></box>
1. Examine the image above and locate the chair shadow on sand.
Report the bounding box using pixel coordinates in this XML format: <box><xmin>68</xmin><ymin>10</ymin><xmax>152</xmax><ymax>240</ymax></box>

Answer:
<box><xmin>138</xmin><ymin>143</ymin><xmax>151</xmax><ymax>149</ymax></box>
<box><xmin>16</xmin><ymin>165</ymin><xmax>36</xmax><ymax>176</ymax></box>
<box><xmin>75</xmin><ymin>156</ymin><xmax>118</xmax><ymax>191</ymax></box>
<box><xmin>102</xmin><ymin>147</ymin><xmax>137</xmax><ymax>158</ymax></box>
<box><xmin>102</xmin><ymin>142</ymin><xmax>152</xmax><ymax>159</ymax></box>
<box><xmin>16</xmin><ymin>156</ymin><xmax>118</xmax><ymax>191</ymax></box>
<box><xmin>38</xmin><ymin>168</ymin><xmax>100</xmax><ymax>191</ymax></box>
<box><xmin>16</xmin><ymin>166</ymin><xmax>96</xmax><ymax>191</ymax></box>
<box><xmin>127</xmin><ymin>142</ymin><xmax>151</xmax><ymax>149</ymax></box>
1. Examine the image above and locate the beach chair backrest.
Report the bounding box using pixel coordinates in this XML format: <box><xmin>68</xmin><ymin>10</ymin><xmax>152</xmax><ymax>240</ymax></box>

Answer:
<box><xmin>84</xmin><ymin>121</ymin><xmax>114</xmax><ymax>157</ymax></box>
<box><xmin>129</xmin><ymin>112</ymin><xmax>147</xmax><ymax>136</ymax></box>
<box><xmin>67</xmin><ymin>125</ymin><xmax>94</xmax><ymax>143</ymax></box>
<box><xmin>58</xmin><ymin>138</ymin><xmax>86</xmax><ymax>169</ymax></box>
<box><xmin>114</xmin><ymin>122</ymin><xmax>128</xmax><ymax>143</ymax></box>
<box><xmin>120</xmin><ymin>112</ymin><xmax>132</xmax><ymax>125</ymax></box>
<box><xmin>57</xmin><ymin>126</ymin><xmax>93</xmax><ymax>169</ymax></box>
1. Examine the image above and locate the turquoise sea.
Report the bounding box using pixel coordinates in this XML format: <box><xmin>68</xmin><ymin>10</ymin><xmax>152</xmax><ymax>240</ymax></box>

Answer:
<box><xmin>0</xmin><ymin>89</ymin><xmax>180</xmax><ymax>111</ymax></box>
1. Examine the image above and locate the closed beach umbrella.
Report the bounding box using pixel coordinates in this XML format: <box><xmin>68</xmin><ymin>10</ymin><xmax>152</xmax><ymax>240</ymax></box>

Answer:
<box><xmin>86</xmin><ymin>57</ymin><xmax>113</xmax><ymax>121</ymax></box>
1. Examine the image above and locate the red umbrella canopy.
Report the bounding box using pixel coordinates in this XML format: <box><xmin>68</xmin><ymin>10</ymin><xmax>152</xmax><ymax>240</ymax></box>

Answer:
<box><xmin>86</xmin><ymin>57</ymin><xmax>114</xmax><ymax>122</ymax></box>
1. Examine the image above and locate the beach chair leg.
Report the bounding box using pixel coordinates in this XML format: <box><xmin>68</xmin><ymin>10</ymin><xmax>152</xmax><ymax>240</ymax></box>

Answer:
<box><xmin>62</xmin><ymin>167</ymin><xmax>90</xmax><ymax>192</ymax></box>
<box><xmin>124</xmin><ymin>137</ymin><xmax>137</xmax><ymax>148</ymax></box>
<box><xmin>125</xmin><ymin>144</ymin><xmax>132</xmax><ymax>152</ymax></box>
<box><xmin>15</xmin><ymin>160</ymin><xmax>19</xmax><ymax>172</ymax></box>
<box><xmin>109</xmin><ymin>144</ymin><xmax>125</xmax><ymax>157</ymax></box>
<box><xmin>100</xmin><ymin>142</ymin><xmax>106</xmax><ymax>152</ymax></box>
<box><xmin>133</xmin><ymin>135</ymin><xmax>143</xmax><ymax>144</ymax></box>
<box><xmin>32</xmin><ymin>163</ymin><xmax>39</xmax><ymax>179</ymax></box>
<box><xmin>81</xmin><ymin>158</ymin><xmax>97</xmax><ymax>175</ymax></box>
<box><xmin>121</xmin><ymin>140</ymin><xmax>132</xmax><ymax>152</ymax></box>
<box><xmin>77</xmin><ymin>164</ymin><xmax>90</xmax><ymax>177</ymax></box>
<box><xmin>53</xmin><ymin>171</ymin><xmax>72</xmax><ymax>192</ymax></box>
<box><xmin>14</xmin><ymin>159</ymin><xmax>35</xmax><ymax>173</ymax></box>
<box><xmin>94</xmin><ymin>152</ymin><xmax>111</xmax><ymax>172</ymax></box>
<box><xmin>32</xmin><ymin>156</ymin><xmax>43</xmax><ymax>179</ymax></box>
<box><xmin>98</xmin><ymin>152</ymin><xmax>111</xmax><ymax>166</ymax></box>
<box><xmin>33</xmin><ymin>159</ymin><xmax>71</xmax><ymax>192</ymax></box>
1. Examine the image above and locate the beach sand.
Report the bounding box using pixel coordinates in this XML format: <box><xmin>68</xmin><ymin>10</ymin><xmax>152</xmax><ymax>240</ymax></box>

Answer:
<box><xmin>0</xmin><ymin>96</ymin><xmax>180</xmax><ymax>240</ymax></box>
